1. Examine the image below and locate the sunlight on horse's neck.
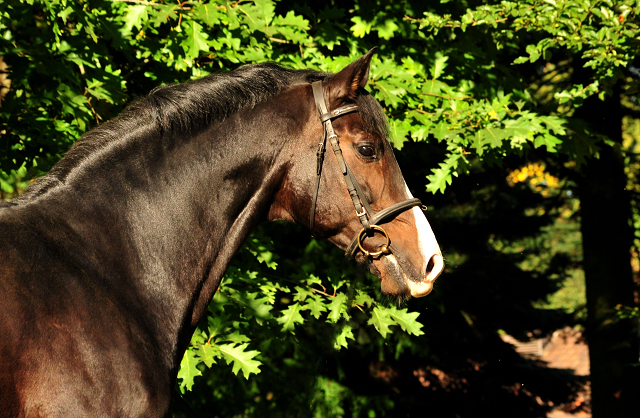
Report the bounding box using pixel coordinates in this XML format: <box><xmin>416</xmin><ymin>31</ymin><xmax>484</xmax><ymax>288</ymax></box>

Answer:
<box><xmin>77</xmin><ymin>107</ymin><xmax>289</xmax><ymax>361</ymax></box>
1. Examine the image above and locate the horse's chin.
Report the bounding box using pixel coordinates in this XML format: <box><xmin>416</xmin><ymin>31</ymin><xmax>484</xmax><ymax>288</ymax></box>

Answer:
<box><xmin>364</xmin><ymin>254</ymin><xmax>434</xmax><ymax>300</ymax></box>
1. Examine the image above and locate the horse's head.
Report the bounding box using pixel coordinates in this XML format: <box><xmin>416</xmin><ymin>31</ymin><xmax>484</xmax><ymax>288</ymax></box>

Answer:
<box><xmin>269</xmin><ymin>50</ymin><xmax>443</xmax><ymax>299</ymax></box>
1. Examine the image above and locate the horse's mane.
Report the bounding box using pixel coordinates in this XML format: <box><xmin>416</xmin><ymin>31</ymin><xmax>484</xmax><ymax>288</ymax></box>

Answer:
<box><xmin>15</xmin><ymin>62</ymin><xmax>389</xmax><ymax>202</ymax></box>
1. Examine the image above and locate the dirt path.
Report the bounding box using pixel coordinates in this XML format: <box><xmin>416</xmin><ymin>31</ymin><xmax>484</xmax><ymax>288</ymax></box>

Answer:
<box><xmin>542</xmin><ymin>328</ymin><xmax>590</xmax><ymax>417</ymax></box>
<box><xmin>503</xmin><ymin>327</ymin><xmax>591</xmax><ymax>417</ymax></box>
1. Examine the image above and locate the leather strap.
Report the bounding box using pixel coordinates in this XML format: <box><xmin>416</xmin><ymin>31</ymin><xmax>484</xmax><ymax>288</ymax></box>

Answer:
<box><xmin>344</xmin><ymin>198</ymin><xmax>422</xmax><ymax>258</ymax></box>
<box><xmin>319</xmin><ymin>104</ymin><xmax>359</xmax><ymax>122</ymax></box>
<box><xmin>311</xmin><ymin>81</ymin><xmax>371</xmax><ymax>233</ymax></box>
<box><xmin>310</xmin><ymin>102</ymin><xmax>360</xmax><ymax>232</ymax></box>
<box><xmin>308</xmin><ymin>80</ymin><xmax>424</xmax><ymax>259</ymax></box>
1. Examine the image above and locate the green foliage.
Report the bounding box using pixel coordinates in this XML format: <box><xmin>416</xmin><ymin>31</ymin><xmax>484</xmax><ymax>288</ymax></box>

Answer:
<box><xmin>415</xmin><ymin>0</ymin><xmax>639</xmax><ymax>97</ymax></box>
<box><xmin>615</xmin><ymin>304</ymin><xmax>640</xmax><ymax>320</ymax></box>
<box><xmin>177</xmin><ymin>228</ymin><xmax>426</xmax><ymax>394</ymax></box>
<box><xmin>5</xmin><ymin>0</ymin><xmax>637</xmax><ymax>193</ymax></box>
<box><xmin>405</xmin><ymin>0</ymin><xmax>639</xmax><ymax>192</ymax></box>
<box><xmin>0</xmin><ymin>164</ymin><xmax>30</xmax><ymax>199</ymax></box>
<box><xmin>614</xmin><ymin>305</ymin><xmax>639</xmax><ymax>365</ymax></box>
<box><xmin>368</xmin><ymin>305</ymin><xmax>424</xmax><ymax>338</ymax></box>
<box><xmin>0</xmin><ymin>0</ymin><xmax>315</xmax><ymax>174</ymax></box>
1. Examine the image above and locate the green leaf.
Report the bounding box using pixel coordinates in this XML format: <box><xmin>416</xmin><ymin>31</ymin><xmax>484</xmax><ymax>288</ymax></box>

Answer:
<box><xmin>246</xmin><ymin>234</ymin><xmax>278</xmax><ymax>269</ymax></box>
<box><xmin>529</xmin><ymin>51</ymin><xmax>540</xmax><ymax>62</ymax></box>
<box><xmin>196</xmin><ymin>344</ymin><xmax>221</xmax><ymax>368</ymax></box>
<box><xmin>272</xmin><ymin>10</ymin><xmax>310</xmax><ymax>44</ymax></box>
<box><xmin>426</xmin><ymin>154</ymin><xmax>461</xmax><ymax>194</ymax></box>
<box><xmin>218</xmin><ymin>343</ymin><xmax>262</xmax><ymax>379</ymax></box>
<box><xmin>427</xmin><ymin>167</ymin><xmax>454</xmax><ymax>194</ymax></box>
<box><xmin>334</xmin><ymin>324</ymin><xmax>355</xmax><ymax>349</ymax></box>
<box><xmin>327</xmin><ymin>292</ymin><xmax>348</xmax><ymax>323</ymax></box>
<box><xmin>430</xmin><ymin>52</ymin><xmax>449</xmax><ymax>79</ymax></box>
<box><xmin>221</xmin><ymin>330</ymin><xmax>251</xmax><ymax>345</ymax></box>
<box><xmin>525</xmin><ymin>44</ymin><xmax>541</xmax><ymax>62</ymax></box>
<box><xmin>235</xmin><ymin>292</ymin><xmax>273</xmax><ymax>324</ymax></box>
<box><xmin>375</xmin><ymin>19</ymin><xmax>399</xmax><ymax>40</ymax></box>
<box><xmin>122</xmin><ymin>5</ymin><xmax>148</xmax><ymax>34</ymax></box>
<box><xmin>148</xmin><ymin>4</ymin><xmax>176</xmax><ymax>27</ymax></box>
<box><xmin>351</xmin><ymin>16</ymin><xmax>373</xmax><ymax>37</ymax></box>
<box><xmin>58</xmin><ymin>6</ymin><xmax>74</xmax><ymax>24</ymax></box>
<box><xmin>375</xmin><ymin>79</ymin><xmax>405</xmax><ymax>108</ymax></box>
<box><xmin>534</xmin><ymin>133</ymin><xmax>562</xmax><ymax>152</ymax></box>
<box><xmin>178</xmin><ymin>349</ymin><xmax>202</xmax><ymax>392</ymax></box>
<box><xmin>355</xmin><ymin>290</ymin><xmax>374</xmax><ymax>308</ymax></box>
<box><xmin>389</xmin><ymin>118</ymin><xmax>412</xmax><ymax>149</ymax></box>
<box><xmin>278</xmin><ymin>10</ymin><xmax>310</xmax><ymax>29</ymax></box>
<box><xmin>181</xmin><ymin>20</ymin><xmax>210</xmax><ymax>62</ymax></box>
<box><xmin>367</xmin><ymin>306</ymin><xmax>424</xmax><ymax>338</ymax></box>
<box><xmin>478</xmin><ymin>126</ymin><xmax>511</xmax><ymax>149</ymax></box>
<box><xmin>306</xmin><ymin>294</ymin><xmax>328</xmax><ymax>319</ymax></box>
<box><xmin>236</xmin><ymin>0</ymin><xmax>276</xmax><ymax>32</ymax></box>
<box><xmin>277</xmin><ymin>302</ymin><xmax>306</xmax><ymax>332</ymax></box>
<box><xmin>294</xmin><ymin>286</ymin><xmax>314</xmax><ymax>302</ymax></box>
<box><xmin>388</xmin><ymin>307</ymin><xmax>425</xmax><ymax>336</ymax></box>
<box><xmin>540</xmin><ymin>116</ymin><xmax>567</xmax><ymax>136</ymax></box>
<box><xmin>422</xmin><ymin>79</ymin><xmax>450</xmax><ymax>96</ymax></box>
<box><xmin>193</xmin><ymin>3</ymin><xmax>224</xmax><ymax>27</ymax></box>
<box><xmin>206</xmin><ymin>313</ymin><xmax>231</xmax><ymax>339</ymax></box>
<box><xmin>368</xmin><ymin>306</ymin><xmax>394</xmax><ymax>338</ymax></box>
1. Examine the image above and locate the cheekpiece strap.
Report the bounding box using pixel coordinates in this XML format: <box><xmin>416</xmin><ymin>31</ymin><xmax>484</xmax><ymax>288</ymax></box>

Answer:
<box><xmin>310</xmin><ymin>81</ymin><xmax>371</xmax><ymax>232</ymax></box>
<box><xmin>309</xmin><ymin>80</ymin><xmax>426</xmax><ymax>260</ymax></box>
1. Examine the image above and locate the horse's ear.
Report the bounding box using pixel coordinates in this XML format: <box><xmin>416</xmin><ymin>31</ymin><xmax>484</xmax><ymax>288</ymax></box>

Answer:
<box><xmin>328</xmin><ymin>47</ymin><xmax>376</xmax><ymax>101</ymax></box>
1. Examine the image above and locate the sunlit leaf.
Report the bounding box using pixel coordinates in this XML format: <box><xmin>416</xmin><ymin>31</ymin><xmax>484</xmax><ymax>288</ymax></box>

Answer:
<box><xmin>218</xmin><ymin>343</ymin><xmax>262</xmax><ymax>378</ymax></box>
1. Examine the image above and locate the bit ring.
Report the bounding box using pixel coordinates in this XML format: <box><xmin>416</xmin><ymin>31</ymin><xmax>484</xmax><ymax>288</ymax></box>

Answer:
<box><xmin>357</xmin><ymin>225</ymin><xmax>391</xmax><ymax>258</ymax></box>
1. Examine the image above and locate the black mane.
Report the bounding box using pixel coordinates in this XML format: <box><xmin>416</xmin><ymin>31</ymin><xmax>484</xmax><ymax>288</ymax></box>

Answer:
<box><xmin>144</xmin><ymin>63</ymin><xmax>319</xmax><ymax>136</ymax></box>
<box><xmin>15</xmin><ymin>62</ymin><xmax>388</xmax><ymax>202</ymax></box>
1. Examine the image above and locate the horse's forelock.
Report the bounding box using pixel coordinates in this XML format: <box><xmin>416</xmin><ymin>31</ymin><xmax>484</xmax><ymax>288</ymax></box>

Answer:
<box><xmin>354</xmin><ymin>88</ymin><xmax>390</xmax><ymax>141</ymax></box>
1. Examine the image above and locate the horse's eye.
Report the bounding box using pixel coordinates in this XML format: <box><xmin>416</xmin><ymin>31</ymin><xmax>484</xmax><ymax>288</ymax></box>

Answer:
<box><xmin>357</xmin><ymin>145</ymin><xmax>375</xmax><ymax>157</ymax></box>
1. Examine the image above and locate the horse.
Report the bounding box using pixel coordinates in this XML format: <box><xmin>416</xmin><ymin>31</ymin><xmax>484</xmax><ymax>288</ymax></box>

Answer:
<box><xmin>0</xmin><ymin>49</ymin><xmax>443</xmax><ymax>417</ymax></box>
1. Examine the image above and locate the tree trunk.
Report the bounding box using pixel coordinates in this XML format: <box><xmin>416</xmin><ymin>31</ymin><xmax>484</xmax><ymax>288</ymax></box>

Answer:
<box><xmin>576</xmin><ymin>87</ymin><xmax>640</xmax><ymax>417</ymax></box>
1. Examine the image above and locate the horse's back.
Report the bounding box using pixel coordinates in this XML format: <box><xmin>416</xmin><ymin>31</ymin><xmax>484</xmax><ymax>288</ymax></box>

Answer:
<box><xmin>0</xmin><ymin>206</ymin><xmax>172</xmax><ymax>417</ymax></box>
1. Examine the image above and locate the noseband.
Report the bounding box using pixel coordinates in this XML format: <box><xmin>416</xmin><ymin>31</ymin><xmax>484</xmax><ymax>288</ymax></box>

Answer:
<box><xmin>309</xmin><ymin>80</ymin><xmax>423</xmax><ymax>259</ymax></box>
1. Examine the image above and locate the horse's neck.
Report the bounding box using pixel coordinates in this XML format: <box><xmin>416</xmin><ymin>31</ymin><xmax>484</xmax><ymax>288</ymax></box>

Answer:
<box><xmin>32</xmin><ymin>109</ymin><xmax>289</xmax><ymax>366</ymax></box>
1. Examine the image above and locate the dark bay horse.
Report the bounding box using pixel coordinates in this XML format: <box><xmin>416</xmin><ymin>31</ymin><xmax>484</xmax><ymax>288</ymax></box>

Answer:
<box><xmin>0</xmin><ymin>50</ymin><xmax>443</xmax><ymax>417</ymax></box>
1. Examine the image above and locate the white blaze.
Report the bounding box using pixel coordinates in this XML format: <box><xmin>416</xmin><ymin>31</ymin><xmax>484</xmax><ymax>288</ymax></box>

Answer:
<box><xmin>403</xmin><ymin>184</ymin><xmax>444</xmax><ymax>297</ymax></box>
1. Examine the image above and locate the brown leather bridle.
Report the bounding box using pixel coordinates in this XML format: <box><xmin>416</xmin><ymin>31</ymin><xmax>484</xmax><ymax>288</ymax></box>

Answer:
<box><xmin>309</xmin><ymin>80</ymin><xmax>423</xmax><ymax>259</ymax></box>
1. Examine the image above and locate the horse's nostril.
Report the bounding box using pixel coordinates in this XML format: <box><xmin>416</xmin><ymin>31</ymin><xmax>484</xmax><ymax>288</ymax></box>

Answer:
<box><xmin>425</xmin><ymin>254</ymin><xmax>444</xmax><ymax>280</ymax></box>
<box><xmin>426</xmin><ymin>255</ymin><xmax>435</xmax><ymax>274</ymax></box>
